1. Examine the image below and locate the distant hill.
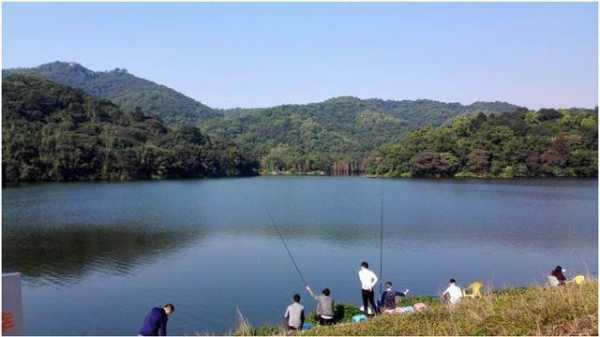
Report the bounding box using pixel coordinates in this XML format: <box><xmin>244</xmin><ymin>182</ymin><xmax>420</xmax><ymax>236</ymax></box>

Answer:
<box><xmin>202</xmin><ymin>96</ymin><xmax>521</xmax><ymax>173</ymax></box>
<box><xmin>365</xmin><ymin>107</ymin><xmax>598</xmax><ymax>178</ymax></box>
<box><xmin>3</xmin><ymin>62</ymin><xmax>219</xmax><ymax>125</ymax></box>
<box><xmin>3</xmin><ymin>61</ymin><xmax>527</xmax><ymax>175</ymax></box>
<box><xmin>2</xmin><ymin>73</ymin><xmax>257</xmax><ymax>183</ymax></box>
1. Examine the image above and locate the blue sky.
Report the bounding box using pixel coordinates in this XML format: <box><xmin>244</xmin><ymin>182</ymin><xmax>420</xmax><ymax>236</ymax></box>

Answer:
<box><xmin>3</xmin><ymin>2</ymin><xmax>597</xmax><ymax>109</ymax></box>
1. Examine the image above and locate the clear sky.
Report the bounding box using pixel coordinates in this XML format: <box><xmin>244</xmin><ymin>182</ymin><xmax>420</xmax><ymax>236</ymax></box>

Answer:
<box><xmin>2</xmin><ymin>2</ymin><xmax>598</xmax><ymax>109</ymax></box>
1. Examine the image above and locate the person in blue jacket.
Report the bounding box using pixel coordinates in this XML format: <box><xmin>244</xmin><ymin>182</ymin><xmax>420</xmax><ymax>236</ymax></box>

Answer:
<box><xmin>138</xmin><ymin>304</ymin><xmax>174</xmax><ymax>336</ymax></box>
<box><xmin>380</xmin><ymin>282</ymin><xmax>410</xmax><ymax>313</ymax></box>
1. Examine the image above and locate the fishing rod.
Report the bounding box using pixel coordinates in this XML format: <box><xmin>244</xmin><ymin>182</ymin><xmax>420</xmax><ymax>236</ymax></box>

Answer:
<box><xmin>263</xmin><ymin>185</ymin><xmax>386</xmax><ymax>298</ymax></box>
<box><xmin>265</xmin><ymin>209</ymin><xmax>309</xmax><ymax>288</ymax></box>
<box><xmin>378</xmin><ymin>181</ymin><xmax>384</xmax><ymax>296</ymax></box>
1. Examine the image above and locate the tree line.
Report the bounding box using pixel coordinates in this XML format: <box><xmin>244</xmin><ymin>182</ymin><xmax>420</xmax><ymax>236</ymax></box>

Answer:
<box><xmin>2</xmin><ymin>74</ymin><xmax>258</xmax><ymax>183</ymax></box>
<box><xmin>364</xmin><ymin>108</ymin><xmax>598</xmax><ymax>178</ymax></box>
<box><xmin>201</xmin><ymin>97</ymin><xmax>521</xmax><ymax>175</ymax></box>
<box><xmin>3</xmin><ymin>72</ymin><xmax>596</xmax><ymax>181</ymax></box>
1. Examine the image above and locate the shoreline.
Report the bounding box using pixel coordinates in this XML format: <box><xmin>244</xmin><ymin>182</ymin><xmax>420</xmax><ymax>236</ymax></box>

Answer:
<box><xmin>259</xmin><ymin>171</ymin><xmax>597</xmax><ymax>179</ymax></box>
<box><xmin>232</xmin><ymin>281</ymin><xmax>597</xmax><ymax>336</ymax></box>
<box><xmin>3</xmin><ymin>174</ymin><xmax>597</xmax><ymax>189</ymax></box>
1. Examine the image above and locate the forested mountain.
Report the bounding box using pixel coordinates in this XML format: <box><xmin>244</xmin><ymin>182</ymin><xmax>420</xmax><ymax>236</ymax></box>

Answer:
<box><xmin>365</xmin><ymin>108</ymin><xmax>598</xmax><ymax>178</ymax></box>
<box><xmin>202</xmin><ymin>96</ymin><xmax>521</xmax><ymax>174</ymax></box>
<box><xmin>3</xmin><ymin>62</ymin><xmax>219</xmax><ymax>125</ymax></box>
<box><xmin>4</xmin><ymin>61</ymin><xmax>595</xmax><ymax>179</ymax></box>
<box><xmin>3</xmin><ymin>62</ymin><xmax>524</xmax><ymax>175</ymax></box>
<box><xmin>2</xmin><ymin>73</ymin><xmax>258</xmax><ymax>183</ymax></box>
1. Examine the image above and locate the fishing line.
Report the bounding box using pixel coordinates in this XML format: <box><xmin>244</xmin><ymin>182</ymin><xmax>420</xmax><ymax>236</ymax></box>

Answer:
<box><xmin>378</xmin><ymin>181</ymin><xmax>385</xmax><ymax>296</ymax></box>
<box><xmin>265</xmin><ymin>208</ymin><xmax>309</xmax><ymax>287</ymax></box>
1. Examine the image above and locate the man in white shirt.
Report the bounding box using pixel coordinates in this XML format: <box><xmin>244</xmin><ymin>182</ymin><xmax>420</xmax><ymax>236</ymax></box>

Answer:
<box><xmin>441</xmin><ymin>278</ymin><xmax>463</xmax><ymax>305</ymax></box>
<box><xmin>358</xmin><ymin>261</ymin><xmax>379</xmax><ymax>314</ymax></box>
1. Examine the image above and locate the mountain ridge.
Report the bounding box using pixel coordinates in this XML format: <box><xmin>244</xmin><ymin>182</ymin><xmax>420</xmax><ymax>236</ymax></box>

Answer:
<box><xmin>3</xmin><ymin>61</ymin><xmax>219</xmax><ymax>125</ymax></box>
<box><xmin>3</xmin><ymin>62</ymin><xmax>526</xmax><ymax>119</ymax></box>
<box><xmin>3</xmin><ymin>61</ymin><xmax>530</xmax><ymax>174</ymax></box>
<box><xmin>2</xmin><ymin>73</ymin><xmax>258</xmax><ymax>183</ymax></box>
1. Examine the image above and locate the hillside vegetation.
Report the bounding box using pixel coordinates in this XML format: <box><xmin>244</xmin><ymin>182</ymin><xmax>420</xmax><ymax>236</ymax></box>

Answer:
<box><xmin>3</xmin><ymin>61</ymin><xmax>219</xmax><ymax>125</ymax></box>
<box><xmin>4</xmin><ymin>62</ymin><xmax>520</xmax><ymax>168</ymax></box>
<box><xmin>365</xmin><ymin>108</ymin><xmax>598</xmax><ymax>178</ymax></box>
<box><xmin>201</xmin><ymin>97</ymin><xmax>520</xmax><ymax>174</ymax></box>
<box><xmin>3</xmin><ymin>61</ymin><xmax>597</xmax><ymax>178</ymax></box>
<box><xmin>2</xmin><ymin>73</ymin><xmax>257</xmax><ymax>183</ymax></box>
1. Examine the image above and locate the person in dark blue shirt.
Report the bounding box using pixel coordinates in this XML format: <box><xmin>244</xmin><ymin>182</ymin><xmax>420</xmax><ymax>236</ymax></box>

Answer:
<box><xmin>379</xmin><ymin>282</ymin><xmax>410</xmax><ymax>313</ymax></box>
<box><xmin>138</xmin><ymin>304</ymin><xmax>174</xmax><ymax>336</ymax></box>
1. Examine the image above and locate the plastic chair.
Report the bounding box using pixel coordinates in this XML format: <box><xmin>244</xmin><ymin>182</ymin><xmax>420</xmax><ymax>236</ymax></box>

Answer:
<box><xmin>462</xmin><ymin>281</ymin><xmax>484</xmax><ymax>298</ymax></box>
<box><xmin>570</xmin><ymin>275</ymin><xmax>585</xmax><ymax>285</ymax></box>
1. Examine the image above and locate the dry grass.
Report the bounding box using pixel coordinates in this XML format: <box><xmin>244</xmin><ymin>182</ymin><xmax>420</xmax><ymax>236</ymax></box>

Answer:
<box><xmin>231</xmin><ymin>307</ymin><xmax>287</xmax><ymax>336</ymax></box>
<box><xmin>301</xmin><ymin>281</ymin><xmax>598</xmax><ymax>336</ymax></box>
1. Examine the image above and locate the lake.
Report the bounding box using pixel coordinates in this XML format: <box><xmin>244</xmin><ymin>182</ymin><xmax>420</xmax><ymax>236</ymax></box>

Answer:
<box><xmin>2</xmin><ymin>176</ymin><xmax>598</xmax><ymax>335</ymax></box>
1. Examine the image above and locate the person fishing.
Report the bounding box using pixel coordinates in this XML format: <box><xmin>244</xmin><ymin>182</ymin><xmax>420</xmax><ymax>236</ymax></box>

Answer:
<box><xmin>284</xmin><ymin>294</ymin><xmax>305</xmax><ymax>331</ymax></box>
<box><xmin>358</xmin><ymin>261</ymin><xmax>379</xmax><ymax>314</ymax></box>
<box><xmin>380</xmin><ymin>281</ymin><xmax>410</xmax><ymax>314</ymax></box>
<box><xmin>306</xmin><ymin>286</ymin><xmax>335</xmax><ymax>325</ymax></box>
<box><xmin>138</xmin><ymin>304</ymin><xmax>174</xmax><ymax>336</ymax></box>
<box><xmin>441</xmin><ymin>278</ymin><xmax>463</xmax><ymax>305</ymax></box>
<box><xmin>551</xmin><ymin>266</ymin><xmax>567</xmax><ymax>286</ymax></box>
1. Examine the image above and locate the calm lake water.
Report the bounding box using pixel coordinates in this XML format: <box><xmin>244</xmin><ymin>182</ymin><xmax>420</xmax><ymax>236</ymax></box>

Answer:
<box><xmin>2</xmin><ymin>177</ymin><xmax>598</xmax><ymax>335</ymax></box>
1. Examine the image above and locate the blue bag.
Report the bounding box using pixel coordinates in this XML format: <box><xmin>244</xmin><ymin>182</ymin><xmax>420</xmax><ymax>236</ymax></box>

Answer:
<box><xmin>352</xmin><ymin>314</ymin><xmax>368</xmax><ymax>322</ymax></box>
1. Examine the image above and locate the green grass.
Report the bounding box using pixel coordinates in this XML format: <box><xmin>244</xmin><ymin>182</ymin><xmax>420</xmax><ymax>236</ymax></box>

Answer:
<box><xmin>231</xmin><ymin>281</ymin><xmax>597</xmax><ymax>336</ymax></box>
<box><xmin>231</xmin><ymin>304</ymin><xmax>362</xmax><ymax>336</ymax></box>
<box><xmin>303</xmin><ymin>281</ymin><xmax>598</xmax><ymax>336</ymax></box>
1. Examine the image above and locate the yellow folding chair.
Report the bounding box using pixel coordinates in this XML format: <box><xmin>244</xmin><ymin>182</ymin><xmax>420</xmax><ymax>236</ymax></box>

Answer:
<box><xmin>463</xmin><ymin>281</ymin><xmax>484</xmax><ymax>298</ymax></box>
<box><xmin>568</xmin><ymin>275</ymin><xmax>585</xmax><ymax>285</ymax></box>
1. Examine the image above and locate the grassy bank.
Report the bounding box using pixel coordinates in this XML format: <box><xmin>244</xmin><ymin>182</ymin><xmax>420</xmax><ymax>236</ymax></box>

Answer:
<box><xmin>235</xmin><ymin>281</ymin><xmax>597</xmax><ymax>336</ymax></box>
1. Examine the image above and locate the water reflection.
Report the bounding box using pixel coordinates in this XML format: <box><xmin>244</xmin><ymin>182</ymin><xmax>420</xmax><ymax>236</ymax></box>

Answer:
<box><xmin>3</xmin><ymin>224</ymin><xmax>203</xmax><ymax>286</ymax></box>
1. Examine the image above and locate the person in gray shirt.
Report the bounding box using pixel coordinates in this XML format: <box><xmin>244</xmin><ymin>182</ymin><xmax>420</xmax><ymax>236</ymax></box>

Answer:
<box><xmin>284</xmin><ymin>294</ymin><xmax>305</xmax><ymax>331</ymax></box>
<box><xmin>306</xmin><ymin>286</ymin><xmax>335</xmax><ymax>325</ymax></box>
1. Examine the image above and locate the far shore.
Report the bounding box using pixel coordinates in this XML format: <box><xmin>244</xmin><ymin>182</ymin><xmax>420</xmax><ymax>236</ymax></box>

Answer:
<box><xmin>259</xmin><ymin>170</ymin><xmax>598</xmax><ymax>180</ymax></box>
<box><xmin>3</xmin><ymin>172</ymin><xmax>598</xmax><ymax>188</ymax></box>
